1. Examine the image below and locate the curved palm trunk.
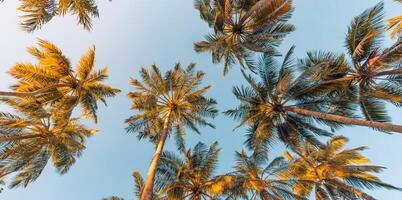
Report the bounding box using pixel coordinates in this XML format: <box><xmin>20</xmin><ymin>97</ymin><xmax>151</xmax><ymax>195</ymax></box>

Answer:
<box><xmin>195</xmin><ymin>194</ymin><xmax>202</xmax><ymax>200</ymax></box>
<box><xmin>0</xmin><ymin>134</ymin><xmax>43</xmax><ymax>142</ymax></box>
<box><xmin>140</xmin><ymin>116</ymin><xmax>171</xmax><ymax>200</ymax></box>
<box><xmin>285</xmin><ymin>106</ymin><xmax>402</xmax><ymax>133</ymax></box>
<box><xmin>0</xmin><ymin>83</ymin><xmax>67</xmax><ymax>97</ymax></box>
<box><xmin>327</xmin><ymin>179</ymin><xmax>375</xmax><ymax>200</ymax></box>
<box><xmin>375</xmin><ymin>69</ymin><xmax>402</xmax><ymax>76</ymax></box>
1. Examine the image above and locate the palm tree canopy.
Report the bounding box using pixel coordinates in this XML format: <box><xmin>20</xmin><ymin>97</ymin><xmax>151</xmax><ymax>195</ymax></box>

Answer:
<box><xmin>155</xmin><ymin>141</ymin><xmax>224</xmax><ymax>200</ymax></box>
<box><xmin>194</xmin><ymin>0</ymin><xmax>294</xmax><ymax>75</ymax></box>
<box><xmin>18</xmin><ymin>0</ymin><xmax>99</xmax><ymax>32</ymax></box>
<box><xmin>0</xmin><ymin>96</ymin><xmax>97</xmax><ymax>188</ymax></box>
<box><xmin>279</xmin><ymin>136</ymin><xmax>401</xmax><ymax>199</ymax></box>
<box><xmin>304</xmin><ymin>2</ymin><xmax>402</xmax><ymax>123</ymax></box>
<box><xmin>4</xmin><ymin>39</ymin><xmax>120</xmax><ymax>123</ymax></box>
<box><xmin>224</xmin><ymin>151</ymin><xmax>299</xmax><ymax>200</ymax></box>
<box><xmin>125</xmin><ymin>63</ymin><xmax>218</xmax><ymax>150</ymax></box>
<box><xmin>224</xmin><ymin>46</ymin><xmax>353</xmax><ymax>153</ymax></box>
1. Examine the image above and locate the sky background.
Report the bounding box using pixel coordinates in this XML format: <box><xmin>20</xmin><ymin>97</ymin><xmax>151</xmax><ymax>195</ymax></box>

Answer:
<box><xmin>0</xmin><ymin>0</ymin><xmax>401</xmax><ymax>199</ymax></box>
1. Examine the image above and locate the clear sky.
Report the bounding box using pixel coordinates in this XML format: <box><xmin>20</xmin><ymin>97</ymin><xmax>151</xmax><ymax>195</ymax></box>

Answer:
<box><xmin>0</xmin><ymin>0</ymin><xmax>401</xmax><ymax>199</ymax></box>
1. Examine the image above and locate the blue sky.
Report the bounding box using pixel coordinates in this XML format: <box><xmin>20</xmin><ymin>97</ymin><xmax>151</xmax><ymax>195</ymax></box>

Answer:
<box><xmin>0</xmin><ymin>0</ymin><xmax>401</xmax><ymax>199</ymax></box>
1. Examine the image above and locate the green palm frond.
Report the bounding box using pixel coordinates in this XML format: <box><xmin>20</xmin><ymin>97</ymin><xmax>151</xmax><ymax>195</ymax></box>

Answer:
<box><xmin>225</xmin><ymin>151</ymin><xmax>299</xmax><ymax>200</ymax></box>
<box><xmin>156</xmin><ymin>142</ymin><xmax>223</xmax><ymax>199</ymax></box>
<box><xmin>280</xmin><ymin>136</ymin><xmax>401</xmax><ymax>199</ymax></box>
<box><xmin>0</xmin><ymin>97</ymin><xmax>96</xmax><ymax>188</ymax></box>
<box><xmin>194</xmin><ymin>0</ymin><xmax>294</xmax><ymax>75</ymax></box>
<box><xmin>225</xmin><ymin>47</ymin><xmax>343</xmax><ymax>152</ymax></box>
<box><xmin>126</xmin><ymin>63</ymin><xmax>217</xmax><ymax>148</ymax></box>
<box><xmin>346</xmin><ymin>2</ymin><xmax>384</xmax><ymax>63</ymax></box>
<box><xmin>2</xmin><ymin>39</ymin><xmax>120</xmax><ymax>123</ymax></box>
<box><xmin>18</xmin><ymin>0</ymin><xmax>99</xmax><ymax>32</ymax></box>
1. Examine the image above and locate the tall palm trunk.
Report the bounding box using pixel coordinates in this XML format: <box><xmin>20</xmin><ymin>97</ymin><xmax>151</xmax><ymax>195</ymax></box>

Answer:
<box><xmin>0</xmin><ymin>83</ymin><xmax>67</xmax><ymax>97</ymax></box>
<box><xmin>140</xmin><ymin>115</ymin><xmax>171</xmax><ymax>200</ymax></box>
<box><xmin>327</xmin><ymin>179</ymin><xmax>375</xmax><ymax>200</ymax></box>
<box><xmin>285</xmin><ymin>106</ymin><xmax>402</xmax><ymax>133</ymax></box>
<box><xmin>0</xmin><ymin>134</ymin><xmax>43</xmax><ymax>142</ymax></box>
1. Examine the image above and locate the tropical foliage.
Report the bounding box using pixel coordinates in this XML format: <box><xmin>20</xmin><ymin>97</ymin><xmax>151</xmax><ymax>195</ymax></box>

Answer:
<box><xmin>280</xmin><ymin>136</ymin><xmax>401</xmax><ymax>199</ymax></box>
<box><xmin>155</xmin><ymin>142</ymin><xmax>224</xmax><ymax>200</ymax></box>
<box><xmin>0</xmin><ymin>40</ymin><xmax>119</xmax><ymax>188</ymax></box>
<box><xmin>15</xmin><ymin>0</ymin><xmax>99</xmax><ymax>32</ymax></box>
<box><xmin>1</xmin><ymin>1</ymin><xmax>401</xmax><ymax>200</ymax></box>
<box><xmin>125</xmin><ymin>64</ymin><xmax>218</xmax><ymax>200</ymax></box>
<box><xmin>387</xmin><ymin>0</ymin><xmax>402</xmax><ymax>38</ymax></box>
<box><xmin>224</xmin><ymin>151</ymin><xmax>299</xmax><ymax>200</ymax></box>
<box><xmin>194</xmin><ymin>0</ymin><xmax>294</xmax><ymax>75</ymax></box>
<box><xmin>304</xmin><ymin>2</ymin><xmax>402</xmax><ymax>123</ymax></box>
<box><xmin>0</xmin><ymin>39</ymin><xmax>121</xmax><ymax>123</ymax></box>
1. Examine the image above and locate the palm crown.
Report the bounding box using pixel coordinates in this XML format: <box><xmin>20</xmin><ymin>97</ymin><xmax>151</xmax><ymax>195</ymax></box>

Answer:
<box><xmin>126</xmin><ymin>63</ymin><xmax>218</xmax><ymax>149</ymax></box>
<box><xmin>1</xmin><ymin>39</ymin><xmax>120</xmax><ymax>123</ymax></box>
<box><xmin>224</xmin><ymin>151</ymin><xmax>299</xmax><ymax>200</ymax></box>
<box><xmin>308</xmin><ymin>2</ymin><xmax>402</xmax><ymax>123</ymax></box>
<box><xmin>17</xmin><ymin>0</ymin><xmax>99</xmax><ymax>32</ymax></box>
<box><xmin>194</xmin><ymin>0</ymin><xmax>294</xmax><ymax>75</ymax></box>
<box><xmin>0</xmin><ymin>96</ymin><xmax>96</xmax><ymax>188</ymax></box>
<box><xmin>155</xmin><ymin>142</ymin><xmax>223</xmax><ymax>200</ymax></box>
<box><xmin>280</xmin><ymin>136</ymin><xmax>401</xmax><ymax>199</ymax></box>
<box><xmin>225</xmin><ymin>46</ymin><xmax>345</xmax><ymax>153</ymax></box>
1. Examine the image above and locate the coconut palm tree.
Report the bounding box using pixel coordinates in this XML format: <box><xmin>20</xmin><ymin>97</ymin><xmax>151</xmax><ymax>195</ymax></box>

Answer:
<box><xmin>225</xmin><ymin>46</ymin><xmax>402</xmax><ymax>155</ymax></box>
<box><xmin>16</xmin><ymin>0</ymin><xmax>99</xmax><ymax>32</ymax></box>
<box><xmin>194</xmin><ymin>0</ymin><xmax>294</xmax><ymax>75</ymax></box>
<box><xmin>279</xmin><ymin>136</ymin><xmax>401</xmax><ymax>199</ymax></box>
<box><xmin>0</xmin><ymin>96</ymin><xmax>97</xmax><ymax>188</ymax></box>
<box><xmin>223</xmin><ymin>151</ymin><xmax>300</xmax><ymax>200</ymax></box>
<box><xmin>302</xmin><ymin>2</ymin><xmax>402</xmax><ymax>123</ymax></box>
<box><xmin>0</xmin><ymin>39</ymin><xmax>120</xmax><ymax>123</ymax></box>
<box><xmin>155</xmin><ymin>141</ymin><xmax>226</xmax><ymax>200</ymax></box>
<box><xmin>125</xmin><ymin>63</ymin><xmax>218</xmax><ymax>200</ymax></box>
<box><xmin>387</xmin><ymin>0</ymin><xmax>402</xmax><ymax>38</ymax></box>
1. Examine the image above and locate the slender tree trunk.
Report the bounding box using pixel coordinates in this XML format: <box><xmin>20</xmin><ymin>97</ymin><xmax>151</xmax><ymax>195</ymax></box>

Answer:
<box><xmin>195</xmin><ymin>193</ymin><xmax>202</xmax><ymax>200</ymax></box>
<box><xmin>285</xmin><ymin>106</ymin><xmax>402</xmax><ymax>133</ymax></box>
<box><xmin>375</xmin><ymin>69</ymin><xmax>402</xmax><ymax>76</ymax></box>
<box><xmin>0</xmin><ymin>83</ymin><xmax>68</xmax><ymax>97</ymax></box>
<box><xmin>0</xmin><ymin>134</ymin><xmax>43</xmax><ymax>142</ymax></box>
<box><xmin>140</xmin><ymin>115</ymin><xmax>171</xmax><ymax>200</ymax></box>
<box><xmin>327</xmin><ymin>179</ymin><xmax>375</xmax><ymax>200</ymax></box>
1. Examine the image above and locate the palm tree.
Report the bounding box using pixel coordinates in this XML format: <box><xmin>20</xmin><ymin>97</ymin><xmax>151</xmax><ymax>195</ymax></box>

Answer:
<box><xmin>387</xmin><ymin>0</ymin><xmax>402</xmax><ymax>38</ymax></box>
<box><xmin>125</xmin><ymin>63</ymin><xmax>218</xmax><ymax>200</ymax></box>
<box><xmin>17</xmin><ymin>0</ymin><xmax>99</xmax><ymax>32</ymax></box>
<box><xmin>304</xmin><ymin>2</ymin><xmax>402</xmax><ymax>123</ymax></box>
<box><xmin>155</xmin><ymin>141</ymin><xmax>225</xmax><ymax>200</ymax></box>
<box><xmin>279</xmin><ymin>136</ymin><xmax>401</xmax><ymax>199</ymax></box>
<box><xmin>225</xmin><ymin>46</ymin><xmax>402</xmax><ymax>155</ymax></box>
<box><xmin>224</xmin><ymin>151</ymin><xmax>299</xmax><ymax>200</ymax></box>
<box><xmin>194</xmin><ymin>0</ymin><xmax>294</xmax><ymax>75</ymax></box>
<box><xmin>0</xmin><ymin>39</ymin><xmax>120</xmax><ymax>123</ymax></box>
<box><xmin>0</xmin><ymin>96</ymin><xmax>97</xmax><ymax>187</ymax></box>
